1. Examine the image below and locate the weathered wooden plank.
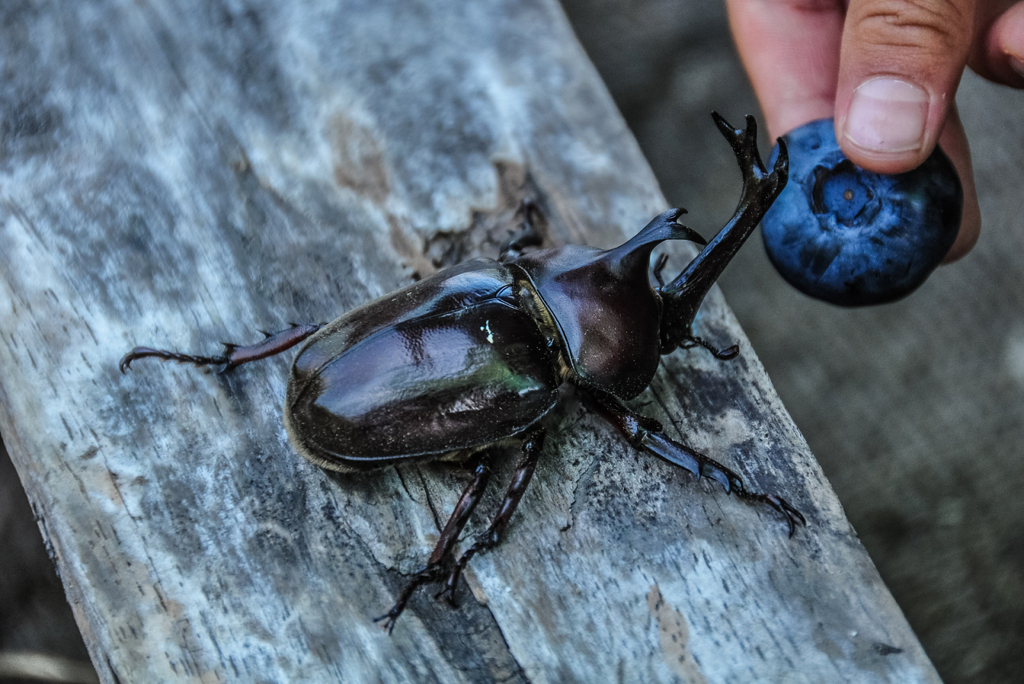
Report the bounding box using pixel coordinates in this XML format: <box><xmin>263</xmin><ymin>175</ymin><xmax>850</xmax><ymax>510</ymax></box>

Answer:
<box><xmin>0</xmin><ymin>0</ymin><xmax>940</xmax><ymax>682</ymax></box>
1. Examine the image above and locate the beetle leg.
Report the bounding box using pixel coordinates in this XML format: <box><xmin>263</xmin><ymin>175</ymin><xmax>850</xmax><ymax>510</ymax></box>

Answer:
<box><xmin>652</xmin><ymin>253</ymin><xmax>670</xmax><ymax>288</ymax></box>
<box><xmin>119</xmin><ymin>323</ymin><xmax>323</xmax><ymax>374</ymax></box>
<box><xmin>375</xmin><ymin>460</ymin><xmax>493</xmax><ymax>633</ymax></box>
<box><xmin>439</xmin><ymin>428</ymin><xmax>545</xmax><ymax>606</ymax></box>
<box><xmin>587</xmin><ymin>392</ymin><xmax>806</xmax><ymax>536</ymax></box>
<box><xmin>680</xmin><ymin>336</ymin><xmax>739</xmax><ymax>360</ymax></box>
<box><xmin>498</xmin><ymin>198</ymin><xmax>544</xmax><ymax>262</ymax></box>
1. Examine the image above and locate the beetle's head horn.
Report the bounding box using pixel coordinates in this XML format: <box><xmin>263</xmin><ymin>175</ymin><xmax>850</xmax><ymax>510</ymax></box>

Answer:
<box><xmin>657</xmin><ymin>113</ymin><xmax>789</xmax><ymax>354</ymax></box>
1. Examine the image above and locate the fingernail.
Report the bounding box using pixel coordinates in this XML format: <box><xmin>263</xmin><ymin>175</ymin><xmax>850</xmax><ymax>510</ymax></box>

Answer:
<box><xmin>845</xmin><ymin>77</ymin><xmax>929</xmax><ymax>154</ymax></box>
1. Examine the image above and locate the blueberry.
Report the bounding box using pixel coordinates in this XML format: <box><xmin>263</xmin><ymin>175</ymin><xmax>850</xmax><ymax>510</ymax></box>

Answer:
<box><xmin>760</xmin><ymin>118</ymin><xmax>963</xmax><ymax>306</ymax></box>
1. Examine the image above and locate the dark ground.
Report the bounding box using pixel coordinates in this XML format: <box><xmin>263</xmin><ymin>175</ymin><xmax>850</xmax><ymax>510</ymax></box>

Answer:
<box><xmin>0</xmin><ymin>440</ymin><xmax>95</xmax><ymax>683</ymax></box>
<box><xmin>1</xmin><ymin>2</ymin><xmax>1021</xmax><ymax>683</ymax></box>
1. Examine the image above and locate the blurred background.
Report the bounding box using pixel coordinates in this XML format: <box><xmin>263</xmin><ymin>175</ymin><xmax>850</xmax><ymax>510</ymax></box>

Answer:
<box><xmin>0</xmin><ymin>441</ymin><xmax>96</xmax><ymax>683</ymax></box>
<box><xmin>2</xmin><ymin>2</ymin><xmax>1021</xmax><ymax>683</ymax></box>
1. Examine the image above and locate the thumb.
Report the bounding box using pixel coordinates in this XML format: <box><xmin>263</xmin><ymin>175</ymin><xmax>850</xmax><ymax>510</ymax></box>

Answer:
<box><xmin>834</xmin><ymin>0</ymin><xmax>976</xmax><ymax>174</ymax></box>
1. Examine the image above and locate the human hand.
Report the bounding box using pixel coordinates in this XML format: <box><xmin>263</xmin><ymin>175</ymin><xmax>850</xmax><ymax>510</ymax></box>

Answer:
<box><xmin>725</xmin><ymin>0</ymin><xmax>1024</xmax><ymax>262</ymax></box>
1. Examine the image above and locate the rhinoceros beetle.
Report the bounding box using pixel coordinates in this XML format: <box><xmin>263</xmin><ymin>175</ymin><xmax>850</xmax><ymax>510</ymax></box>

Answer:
<box><xmin>120</xmin><ymin>113</ymin><xmax>800</xmax><ymax>632</ymax></box>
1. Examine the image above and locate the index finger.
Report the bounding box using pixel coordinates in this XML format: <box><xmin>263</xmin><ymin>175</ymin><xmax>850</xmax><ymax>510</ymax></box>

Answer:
<box><xmin>725</xmin><ymin>0</ymin><xmax>847</xmax><ymax>140</ymax></box>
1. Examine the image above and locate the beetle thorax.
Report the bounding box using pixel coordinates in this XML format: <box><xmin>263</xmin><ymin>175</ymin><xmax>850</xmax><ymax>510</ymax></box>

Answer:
<box><xmin>509</xmin><ymin>244</ymin><xmax>664</xmax><ymax>400</ymax></box>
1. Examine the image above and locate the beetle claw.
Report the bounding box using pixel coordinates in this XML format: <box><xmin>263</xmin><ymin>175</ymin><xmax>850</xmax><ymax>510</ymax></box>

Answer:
<box><xmin>681</xmin><ymin>336</ymin><xmax>739</xmax><ymax>360</ymax></box>
<box><xmin>118</xmin><ymin>350</ymin><xmax>140</xmax><ymax>373</ymax></box>
<box><xmin>771</xmin><ymin>495</ymin><xmax>807</xmax><ymax>538</ymax></box>
<box><xmin>373</xmin><ymin>565</ymin><xmax>447</xmax><ymax>633</ymax></box>
<box><xmin>734</xmin><ymin>490</ymin><xmax>807</xmax><ymax>536</ymax></box>
<box><xmin>703</xmin><ymin>462</ymin><xmax>807</xmax><ymax>536</ymax></box>
<box><xmin>701</xmin><ymin>463</ymin><xmax>731</xmax><ymax>491</ymax></box>
<box><xmin>118</xmin><ymin>346</ymin><xmax>227</xmax><ymax>373</ymax></box>
<box><xmin>373</xmin><ymin>611</ymin><xmax>400</xmax><ymax>635</ymax></box>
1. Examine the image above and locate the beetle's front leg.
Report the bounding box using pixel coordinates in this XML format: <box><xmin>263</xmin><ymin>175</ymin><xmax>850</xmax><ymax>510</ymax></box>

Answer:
<box><xmin>119</xmin><ymin>323</ymin><xmax>323</xmax><ymax>374</ymax></box>
<box><xmin>437</xmin><ymin>429</ymin><xmax>545</xmax><ymax>606</ymax></box>
<box><xmin>653</xmin><ymin>254</ymin><xmax>738</xmax><ymax>360</ymax></box>
<box><xmin>375</xmin><ymin>459</ymin><xmax>493</xmax><ymax>633</ymax></box>
<box><xmin>587</xmin><ymin>392</ymin><xmax>806</xmax><ymax>536</ymax></box>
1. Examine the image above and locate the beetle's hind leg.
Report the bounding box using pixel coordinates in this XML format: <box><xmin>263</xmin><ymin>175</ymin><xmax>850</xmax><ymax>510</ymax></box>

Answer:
<box><xmin>438</xmin><ymin>429</ymin><xmax>544</xmax><ymax>605</ymax></box>
<box><xmin>375</xmin><ymin>458</ymin><xmax>494</xmax><ymax>633</ymax></box>
<box><xmin>119</xmin><ymin>323</ymin><xmax>323</xmax><ymax>374</ymax></box>
<box><xmin>587</xmin><ymin>392</ymin><xmax>806</xmax><ymax>536</ymax></box>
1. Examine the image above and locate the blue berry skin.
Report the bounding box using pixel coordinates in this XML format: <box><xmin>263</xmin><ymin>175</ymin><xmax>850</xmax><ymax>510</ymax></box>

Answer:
<box><xmin>761</xmin><ymin>118</ymin><xmax>963</xmax><ymax>306</ymax></box>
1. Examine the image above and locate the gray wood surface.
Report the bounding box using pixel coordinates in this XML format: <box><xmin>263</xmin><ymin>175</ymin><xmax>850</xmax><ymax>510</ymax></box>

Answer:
<box><xmin>0</xmin><ymin>1</ymin><xmax>941</xmax><ymax>682</ymax></box>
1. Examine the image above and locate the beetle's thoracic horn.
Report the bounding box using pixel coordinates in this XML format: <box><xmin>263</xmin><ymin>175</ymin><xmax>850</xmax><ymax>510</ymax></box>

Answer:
<box><xmin>658</xmin><ymin>113</ymin><xmax>790</xmax><ymax>354</ymax></box>
<box><xmin>594</xmin><ymin>207</ymin><xmax>706</xmax><ymax>287</ymax></box>
<box><xmin>612</xmin><ymin>207</ymin><xmax>706</xmax><ymax>252</ymax></box>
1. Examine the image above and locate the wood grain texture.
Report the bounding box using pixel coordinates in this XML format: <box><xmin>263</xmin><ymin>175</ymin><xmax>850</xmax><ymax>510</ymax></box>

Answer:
<box><xmin>0</xmin><ymin>0</ymin><xmax>940</xmax><ymax>682</ymax></box>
